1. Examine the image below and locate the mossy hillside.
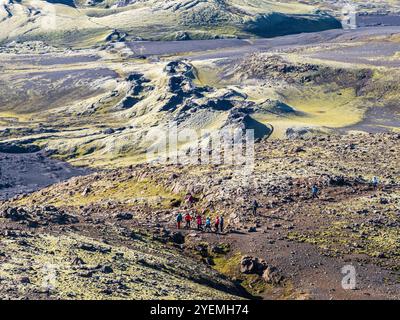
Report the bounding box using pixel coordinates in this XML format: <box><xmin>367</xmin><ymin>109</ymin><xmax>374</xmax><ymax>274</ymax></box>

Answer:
<box><xmin>0</xmin><ymin>0</ymin><xmax>344</xmax><ymax>47</ymax></box>
<box><xmin>0</xmin><ymin>231</ymin><xmax>241</xmax><ymax>300</ymax></box>
<box><xmin>13</xmin><ymin>28</ymin><xmax>110</xmax><ymax>49</ymax></box>
<box><xmin>2</xmin><ymin>35</ymin><xmax>399</xmax><ymax>165</ymax></box>
<box><xmin>287</xmin><ymin>191</ymin><xmax>400</xmax><ymax>266</ymax></box>
<box><xmin>16</xmin><ymin>175</ymin><xmax>183</xmax><ymax>210</ymax></box>
<box><xmin>367</xmin><ymin>70</ymin><xmax>400</xmax><ymax>105</ymax></box>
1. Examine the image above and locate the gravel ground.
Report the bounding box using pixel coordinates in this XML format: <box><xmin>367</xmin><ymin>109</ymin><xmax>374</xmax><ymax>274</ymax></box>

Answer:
<box><xmin>126</xmin><ymin>27</ymin><xmax>400</xmax><ymax>61</ymax></box>
<box><xmin>0</xmin><ymin>151</ymin><xmax>91</xmax><ymax>200</ymax></box>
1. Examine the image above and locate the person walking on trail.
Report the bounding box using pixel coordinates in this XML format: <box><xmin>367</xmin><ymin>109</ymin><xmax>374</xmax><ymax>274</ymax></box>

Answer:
<box><xmin>196</xmin><ymin>213</ymin><xmax>203</xmax><ymax>231</ymax></box>
<box><xmin>184</xmin><ymin>212</ymin><xmax>192</xmax><ymax>229</ymax></box>
<box><xmin>185</xmin><ymin>193</ymin><xmax>195</xmax><ymax>206</ymax></box>
<box><xmin>214</xmin><ymin>216</ymin><xmax>220</xmax><ymax>233</ymax></box>
<box><xmin>372</xmin><ymin>176</ymin><xmax>379</xmax><ymax>190</ymax></box>
<box><xmin>176</xmin><ymin>213</ymin><xmax>183</xmax><ymax>229</ymax></box>
<box><xmin>205</xmin><ymin>217</ymin><xmax>212</xmax><ymax>232</ymax></box>
<box><xmin>219</xmin><ymin>216</ymin><xmax>224</xmax><ymax>233</ymax></box>
<box><xmin>311</xmin><ymin>184</ymin><xmax>319</xmax><ymax>199</ymax></box>
<box><xmin>252</xmin><ymin>200</ymin><xmax>259</xmax><ymax>216</ymax></box>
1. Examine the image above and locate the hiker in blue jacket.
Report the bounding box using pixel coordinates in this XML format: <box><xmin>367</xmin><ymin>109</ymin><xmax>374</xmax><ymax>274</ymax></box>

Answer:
<box><xmin>311</xmin><ymin>184</ymin><xmax>319</xmax><ymax>199</ymax></box>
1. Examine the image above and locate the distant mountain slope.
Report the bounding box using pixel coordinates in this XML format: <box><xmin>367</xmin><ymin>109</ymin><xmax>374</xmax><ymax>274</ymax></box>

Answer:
<box><xmin>45</xmin><ymin>0</ymin><xmax>76</xmax><ymax>7</ymax></box>
<box><xmin>0</xmin><ymin>0</ymin><xmax>342</xmax><ymax>47</ymax></box>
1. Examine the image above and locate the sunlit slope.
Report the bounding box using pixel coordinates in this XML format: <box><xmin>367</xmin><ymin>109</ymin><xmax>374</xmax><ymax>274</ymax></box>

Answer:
<box><xmin>0</xmin><ymin>0</ymin><xmax>341</xmax><ymax>46</ymax></box>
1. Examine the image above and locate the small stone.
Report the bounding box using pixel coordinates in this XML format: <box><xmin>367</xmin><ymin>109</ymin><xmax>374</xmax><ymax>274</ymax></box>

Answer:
<box><xmin>19</xmin><ymin>277</ymin><xmax>30</xmax><ymax>284</ymax></box>
<box><xmin>101</xmin><ymin>265</ymin><xmax>113</xmax><ymax>274</ymax></box>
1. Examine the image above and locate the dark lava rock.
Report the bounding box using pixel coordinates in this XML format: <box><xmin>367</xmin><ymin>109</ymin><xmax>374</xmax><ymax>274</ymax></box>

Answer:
<box><xmin>203</xmin><ymin>257</ymin><xmax>214</xmax><ymax>266</ymax></box>
<box><xmin>114</xmin><ymin>212</ymin><xmax>133</xmax><ymax>220</ymax></box>
<box><xmin>262</xmin><ymin>266</ymin><xmax>283</xmax><ymax>285</ymax></box>
<box><xmin>380</xmin><ymin>198</ymin><xmax>389</xmax><ymax>205</ymax></box>
<box><xmin>211</xmin><ymin>243</ymin><xmax>230</xmax><ymax>254</ymax></box>
<box><xmin>101</xmin><ymin>265</ymin><xmax>113</xmax><ymax>274</ymax></box>
<box><xmin>72</xmin><ymin>257</ymin><xmax>85</xmax><ymax>266</ymax></box>
<box><xmin>19</xmin><ymin>277</ymin><xmax>31</xmax><ymax>284</ymax></box>
<box><xmin>103</xmin><ymin>128</ymin><xmax>115</xmax><ymax>135</ymax></box>
<box><xmin>286</xmin><ymin>127</ymin><xmax>313</xmax><ymax>139</ymax></box>
<box><xmin>171</xmin><ymin>232</ymin><xmax>185</xmax><ymax>244</ymax></box>
<box><xmin>195</xmin><ymin>243</ymin><xmax>209</xmax><ymax>257</ymax></box>
<box><xmin>105</xmin><ymin>29</ymin><xmax>127</xmax><ymax>42</ymax></box>
<box><xmin>240</xmin><ymin>256</ymin><xmax>268</xmax><ymax>275</ymax></box>
<box><xmin>102</xmin><ymin>288</ymin><xmax>113</xmax><ymax>295</ymax></box>
<box><xmin>174</xmin><ymin>31</ymin><xmax>191</xmax><ymax>41</ymax></box>
<box><xmin>0</xmin><ymin>143</ymin><xmax>41</xmax><ymax>154</ymax></box>
<box><xmin>329</xmin><ymin>175</ymin><xmax>350</xmax><ymax>186</ymax></box>
<box><xmin>2</xmin><ymin>207</ymin><xmax>29</xmax><ymax>221</ymax></box>
<box><xmin>78</xmin><ymin>243</ymin><xmax>111</xmax><ymax>254</ymax></box>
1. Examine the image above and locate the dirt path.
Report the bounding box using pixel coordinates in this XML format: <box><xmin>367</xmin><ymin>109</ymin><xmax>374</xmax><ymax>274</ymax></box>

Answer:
<box><xmin>158</xmin><ymin>183</ymin><xmax>400</xmax><ymax>300</ymax></box>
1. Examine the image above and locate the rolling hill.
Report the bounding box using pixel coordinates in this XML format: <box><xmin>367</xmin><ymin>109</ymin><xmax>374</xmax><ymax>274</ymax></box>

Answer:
<box><xmin>0</xmin><ymin>0</ymin><xmax>343</xmax><ymax>47</ymax></box>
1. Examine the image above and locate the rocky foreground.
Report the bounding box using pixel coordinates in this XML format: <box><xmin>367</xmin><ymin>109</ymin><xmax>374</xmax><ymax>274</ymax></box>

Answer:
<box><xmin>0</xmin><ymin>132</ymin><xmax>399</xmax><ymax>299</ymax></box>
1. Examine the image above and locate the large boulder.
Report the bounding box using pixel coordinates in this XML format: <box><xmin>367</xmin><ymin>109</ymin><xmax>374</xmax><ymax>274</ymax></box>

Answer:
<box><xmin>2</xmin><ymin>207</ymin><xmax>29</xmax><ymax>221</ymax></box>
<box><xmin>2</xmin><ymin>206</ymin><xmax>78</xmax><ymax>226</ymax></box>
<box><xmin>262</xmin><ymin>266</ymin><xmax>283</xmax><ymax>285</ymax></box>
<box><xmin>286</xmin><ymin>127</ymin><xmax>314</xmax><ymax>139</ymax></box>
<box><xmin>328</xmin><ymin>175</ymin><xmax>350</xmax><ymax>186</ymax></box>
<box><xmin>171</xmin><ymin>232</ymin><xmax>185</xmax><ymax>244</ymax></box>
<box><xmin>240</xmin><ymin>256</ymin><xmax>268</xmax><ymax>275</ymax></box>
<box><xmin>174</xmin><ymin>31</ymin><xmax>191</xmax><ymax>41</ymax></box>
<box><xmin>114</xmin><ymin>212</ymin><xmax>133</xmax><ymax>220</ymax></box>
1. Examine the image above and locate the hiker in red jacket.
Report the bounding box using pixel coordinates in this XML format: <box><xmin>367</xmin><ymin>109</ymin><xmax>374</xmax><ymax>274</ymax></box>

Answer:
<box><xmin>214</xmin><ymin>216</ymin><xmax>220</xmax><ymax>233</ymax></box>
<box><xmin>196</xmin><ymin>214</ymin><xmax>203</xmax><ymax>231</ymax></box>
<box><xmin>184</xmin><ymin>212</ymin><xmax>192</xmax><ymax>229</ymax></box>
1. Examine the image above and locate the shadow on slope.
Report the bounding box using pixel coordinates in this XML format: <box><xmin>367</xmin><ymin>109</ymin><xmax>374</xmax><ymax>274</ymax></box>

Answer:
<box><xmin>45</xmin><ymin>0</ymin><xmax>76</xmax><ymax>7</ymax></box>
<box><xmin>244</xmin><ymin>12</ymin><xmax>341</xmax><ymax>38</ymax></box>
<box><xmin>244</xmin><ymin>116</ymin><xmax>272</xmax><ymax>140</ymax></box>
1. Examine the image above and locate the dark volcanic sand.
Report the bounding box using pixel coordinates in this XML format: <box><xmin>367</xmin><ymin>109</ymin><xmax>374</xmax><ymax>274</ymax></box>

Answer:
<box><xmin>310</xmin><ymin>42</ymin><xmax>400</xmax><ymax>67</ymax></box>
<box><xmin>0</xmin><ymin>54</ymin><xmax>99</xmax><ymax>66</ymax></box>
<box><xmin>0</xmin><ymin>151</ymin><xmax>90</xmax><ymax>200</ymax></box>
<box><xmin>341</xmin><ymin>105</ymin><xmax>400</xmax><ymax>133</ymax></box>
<box><xmin>127</xmin><ymin>27</ymin><xmax>400</xmax><ymax>61</ymax></box>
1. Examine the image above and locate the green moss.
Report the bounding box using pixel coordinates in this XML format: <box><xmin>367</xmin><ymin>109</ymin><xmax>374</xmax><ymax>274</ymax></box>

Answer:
<box><xmin>212</xmin><ymin>252</ymin><xmax>267</xmax><ymax>296</ymax></box>
<box><xmin>0</xmin><ymin>232</ymin><xmax>240</xmax><ymax>300</ymax></box>
<box><xmin>20</xmin><ymin>178</ymin><xmax>182</xmax><ymax>209</ymax></box>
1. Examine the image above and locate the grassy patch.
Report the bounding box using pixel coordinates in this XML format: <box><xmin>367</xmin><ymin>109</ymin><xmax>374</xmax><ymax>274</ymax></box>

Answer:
<box><xmin>0</xmin><ymin>232</ymin><xmax>240</xmax><ymax>300</ymax></box>
<box><xmin>212</xmin><ymin>252</ymin><xmax>268</xmax><ymax>296</ymax></box>
<box><xmin>17</xmin><ymin>178</ymin><xmax>183</xmax><ymax>209</ymax></box>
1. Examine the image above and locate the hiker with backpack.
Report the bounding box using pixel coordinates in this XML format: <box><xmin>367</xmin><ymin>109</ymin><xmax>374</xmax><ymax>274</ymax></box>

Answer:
<box><xmin>219</xmin><ymin>215</ymin><xmax>224</xmax><ymax>233</ymax></box>
<box><xmin>252</xmin><ymin>200</ymin><xmax>259</xmax><ymax>216</ymax></box>
<box><xmin>205</xmin><ymin>217</ymin><xmax>212</xmax><ymax>232</ymax></box>
<box><xmin>196</xmin><ymin>213</ymin><xmax>203</xmax><ymax>231</ymax></box>
<box><xmin>311</xmin><ymin>184</ymin><xmax>319</xmax><ymax>199</ymax></box>
<box><xmin>372</xmin><ymin>176</ymin><xmax>379</xmax><ymax>190</ymax></box>
<box><xmin>176</xmin><ymin>212</ymin><xmax>183</xmax><ymax>229</ymax></box>
<box><xmin>214</xmin><ymin>216</ymin><xmax>220</xmax><ymax>233</ymax></box>
<box><xmin>185</xmin><ymin>193</ymin><xmax>195</xmax><ymax>207</ymax></box>
<box><xmin>184</xmin><ymin>212</ymin><xmax>192</xmax><ymax>229</ymax></box>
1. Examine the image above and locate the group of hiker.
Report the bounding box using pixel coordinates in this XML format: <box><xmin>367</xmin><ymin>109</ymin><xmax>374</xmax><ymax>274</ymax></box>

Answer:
<box><xmin>176</xmin><ymin>176</ymin><xmax>380</xmax><ymax>229</ymax></box>
<box><xmin>178</xmin><ymin>193</ymin><xmax>224</xmax><ymax>233</ymax></box>
<box><xmin>176</xmin><ymin>211</ymin><xmax>224</xmax><ymax>233</ymax></box>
